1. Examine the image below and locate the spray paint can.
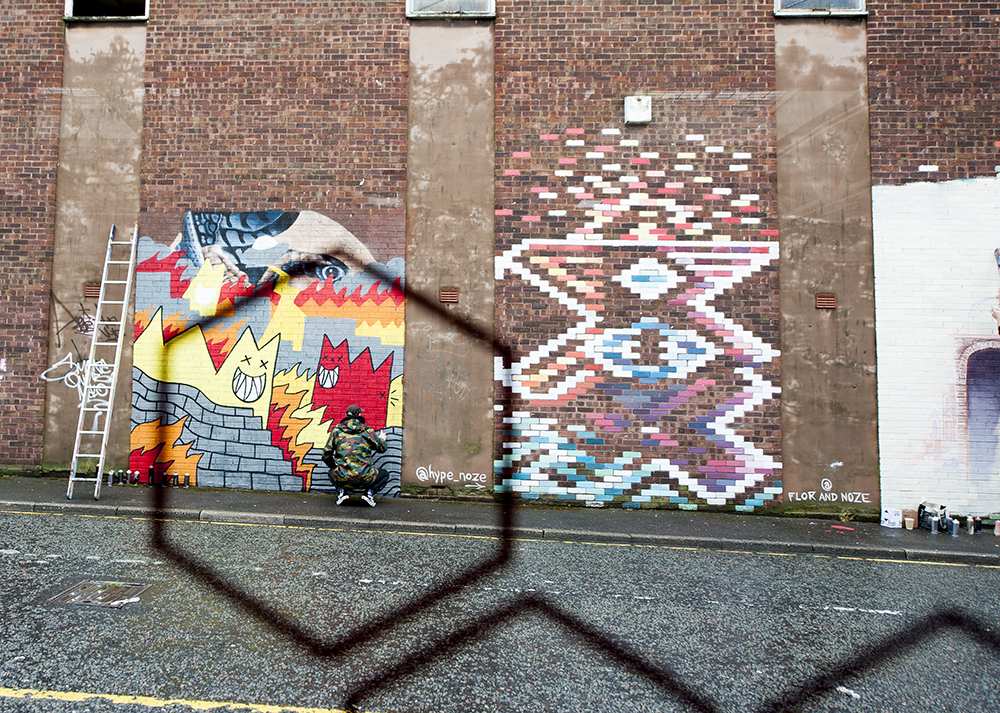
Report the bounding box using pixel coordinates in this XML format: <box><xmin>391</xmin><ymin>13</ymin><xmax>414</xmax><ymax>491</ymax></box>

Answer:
<box><xmin>950</xmin><ymin>519</ymin><xmax>961</xmax><ymax>537</ymax></box>
<box><xmin>995</xmin><ymin>520</ymin><xmax>1000</xmax><ymax>536</ymax></box>
<box><xmin>967</xmin><ymin>516</ymin><xmax>976</xmax><ymax>535</ymax></box>
<box><xmin>931</xmin><ymin>516</ymin><xmax>940</xmax><ymax>534</ymax></box>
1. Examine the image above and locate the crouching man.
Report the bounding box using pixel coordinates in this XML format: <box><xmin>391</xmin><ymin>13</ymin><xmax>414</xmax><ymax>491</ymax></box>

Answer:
<box><xmin>322</xmin><ymin>404</ymin><xmax>390</xmax><ymax>507</ymax></box>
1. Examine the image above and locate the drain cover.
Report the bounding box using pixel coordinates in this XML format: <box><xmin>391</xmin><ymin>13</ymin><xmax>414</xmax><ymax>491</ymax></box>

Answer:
<box><xmin>48</xmin><ymin>581</ymin><xmax>151</xmax><ymax>608</ymax></box>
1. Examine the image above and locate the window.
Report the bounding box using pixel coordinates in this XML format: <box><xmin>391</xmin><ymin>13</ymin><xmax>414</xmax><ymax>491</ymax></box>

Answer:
<box><xmin>774</xmin><ymin>0</ymin><xmax>865</xmax><ymax>16</ymax></box>
<box><xmin>65</xmin><ymin>0</ymin><xmax>148</xmax><ymax>20</ymax></box>
<box><xmin>406</xmin><ymin>0</ymin><xmax>495</xmax><ymax>19</ymax></box>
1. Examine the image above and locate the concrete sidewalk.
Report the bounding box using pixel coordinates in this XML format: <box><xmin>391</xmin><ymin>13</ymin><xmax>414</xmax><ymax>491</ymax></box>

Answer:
<box><xmin>2</xmin><ymin>476</ymin><xmax>999</xmax><ymax>565</ymax></box>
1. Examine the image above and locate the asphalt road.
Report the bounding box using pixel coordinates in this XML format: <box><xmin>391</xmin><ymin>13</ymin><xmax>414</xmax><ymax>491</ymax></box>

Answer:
<box><xmin>1</xmin><ymin>509</ymin><xmax>998</xmax><ymax>713</ymax></box>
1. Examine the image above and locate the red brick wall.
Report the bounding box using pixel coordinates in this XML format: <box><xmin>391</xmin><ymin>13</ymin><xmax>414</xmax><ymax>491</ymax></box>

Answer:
<box><xmin>141</xmin><ymin>0</ymin><xmax>410</xmax><ymax>258</ymax></box>
<box><xmin>868</xmin><ymin>1</ymin><xmax>1000</xmax><ymax>184</ymax></box>
<box><xmin>0</xmin><ymin>1</ymin><xmax>63</xmax><ymax>467</ymax></box>
<box><xmin>493</xmin><ymin>0</ymin><xmax>783</xmax><ymax>510</ymax></box>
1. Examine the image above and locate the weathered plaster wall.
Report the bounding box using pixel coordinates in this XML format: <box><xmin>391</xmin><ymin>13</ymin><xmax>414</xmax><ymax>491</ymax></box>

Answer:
<box><xmin>43</xmin><ymin>22</ymin><xmax>146</xmax><ymax>470</ymax></box>
<box><xmin>403</xmin><ymin>21</ymin><xmax>496</xmax><ymax>491</ymax></box>
<box><xmin>775</xmin><ymin>20</ymin><xmax>878</xmax><ymax>511</ymax></box>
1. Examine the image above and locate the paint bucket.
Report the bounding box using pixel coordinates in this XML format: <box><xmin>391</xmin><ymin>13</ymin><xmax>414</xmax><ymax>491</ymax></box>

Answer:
<box><xmin>904</xmin><ymin>517</ymin><xmax>915</xmax><ymax>530</ymax></box>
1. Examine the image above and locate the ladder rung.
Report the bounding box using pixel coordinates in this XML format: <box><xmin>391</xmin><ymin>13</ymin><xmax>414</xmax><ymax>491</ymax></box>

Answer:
<box><xmin>107</xmin><ymin>260</ymin><xmax>132</xmax><ymax>264</ymax></box>
<box><xmin>101</xmin><ymin>301</ymin><xmax>125</xmax><ymax>305</ymax></box>
<box><xmin>103</xmin><ymin>280</ymin><xmax>129</xmax><ymax>284</ymax></box>
<box><xmin>70</xmin><ymin>477</ymin><xmax>99</xmax><ymax>483</ymax></box>
<box><xmin>96</xmin><ymin>320</ymin><xmax>123</xmax><ymax>326</ymax></box>
<box><xmin>93</xmin><ymin>342</ymin><xmax>119</xmax><ymax>346</ymax></box>
<box><xmin>110</xmin><ymin>240</ymin><xmax>133</xmax><ymax>245</ymax></box>
<box><xmin>80</xmin><ymin>430</ymin><xmax>106</xmax><ymax>435</ymax></box>
<box><xmin>77</xmin><ymin>454</ymin><xmax>102</xmax><ymax>458</ymax></box>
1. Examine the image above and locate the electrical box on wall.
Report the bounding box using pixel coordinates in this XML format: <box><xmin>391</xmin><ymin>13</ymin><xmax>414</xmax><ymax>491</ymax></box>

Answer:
<box><xmin>624</xmin><ymin>96</ymin><xmax>652</xmax><ymax>125</ymax></box>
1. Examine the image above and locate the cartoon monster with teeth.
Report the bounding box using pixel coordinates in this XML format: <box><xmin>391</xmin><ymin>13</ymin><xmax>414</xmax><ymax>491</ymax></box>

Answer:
<box><xmin>231</xmin><ymin>351</ymin><xmax>270</xmax><ymax>403</ymax></box>
<box><xmin>134</xmin><ymin>309</ymin><xmax>280</xmax><ymax>426</ymax></box>
<box><xmin>312</xmin><ymin>335</ymin><xmax>394</xmax><ymax>431</ymax></box>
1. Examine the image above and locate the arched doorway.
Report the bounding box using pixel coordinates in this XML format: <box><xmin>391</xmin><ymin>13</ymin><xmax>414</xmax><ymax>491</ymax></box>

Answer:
<box><xmin>966</xmin><ymin>348</ymin><xmax>1000</xmax><ymax>481</ymax></box>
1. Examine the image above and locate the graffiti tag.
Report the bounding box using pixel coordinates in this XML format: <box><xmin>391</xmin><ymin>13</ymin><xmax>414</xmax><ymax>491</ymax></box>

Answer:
<box><xmin>420</xmin><ymin>325</ymin><xmax>472</xmax><ymax>357</ymax></box>
<box><xmin>415</xmin><ymin>464</ymin><xmax>488</xmax><ymax>486</ymax></box>
<box><xmin>787</xmin><ymin>490</ymin><xmax>871</xmax><ymax>504</ymax></box>
<box><xmin>416</xmin><ymin>354</ymin><xmax>473</xmax><ymax>401</ymax></box>
<box><xmin>51</xmin><ymin>293</ymin><xmax>118</xmax><ymax>346</ymax></box>
<box><xmin>41</xmin><ymin>352</ymin><xmax>115</xmax><ymax>403</ymax></box>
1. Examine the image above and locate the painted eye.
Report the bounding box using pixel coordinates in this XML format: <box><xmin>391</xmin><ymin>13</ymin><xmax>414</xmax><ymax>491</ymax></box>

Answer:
<box><xmin>280</xmin><ymin>255</ymin><xmax>350</xmax><ymax>282</ymax></box>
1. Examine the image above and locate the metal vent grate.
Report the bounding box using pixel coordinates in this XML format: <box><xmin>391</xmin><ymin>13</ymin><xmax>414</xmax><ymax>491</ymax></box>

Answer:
<box><xmin>815</xmin><ymin>293</ymin><xmax>837</xmax><ymax>309</ymax></box>
<box><xmin>48</xmin><ymin>581</ymin><xmax>150</xmax><ymax>608</ymax></box>
<box><xmin>439</xmin><ymin>288</ymin><xmax>459</xmax><ymax>303</ymax></box>
<box><xmin>83</xmin><ymin>283</ymin><xmax>101</xmax><ymax>298</ymax></box>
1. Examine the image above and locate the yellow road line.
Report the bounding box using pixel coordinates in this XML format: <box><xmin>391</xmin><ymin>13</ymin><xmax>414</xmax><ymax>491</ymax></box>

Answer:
<box><xmin>0</xmin><ymin>686</ymin><xmax>354</xmax><ymax>713</ymax></box>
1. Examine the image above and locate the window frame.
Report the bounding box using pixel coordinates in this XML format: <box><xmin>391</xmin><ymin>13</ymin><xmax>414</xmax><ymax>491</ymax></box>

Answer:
<box><xmin>773</xmin><ymin>0</ymin><xmax>866</xmax><ymax>17</ymax></box>
<box><xmin>64</xmin><ymin>0</ymin><xmax>149</xmax><ymax>21</ymax></box>
<box><xmin>406</xmin><ymin>0</ymin><xmax>496</xmax><ymax>19</ymax></box>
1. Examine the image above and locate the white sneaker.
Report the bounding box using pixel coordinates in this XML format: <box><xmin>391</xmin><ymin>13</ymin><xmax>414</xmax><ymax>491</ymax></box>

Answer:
<box><xmin>362</xmin><ymin>489</ymin><xmax>376</xmax><ymax>507</ymax></box>
<box><xmin>336</xmin><ymin>488</ymin><xmax>349</xmax><ymax>505</ymax></box>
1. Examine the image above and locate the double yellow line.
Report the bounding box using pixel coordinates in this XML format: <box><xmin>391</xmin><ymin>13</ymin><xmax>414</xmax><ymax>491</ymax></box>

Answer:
<box><xmin>0</xmin><ymin>686</ymin><xmax>357</xmax><ymax>713</ymax></box>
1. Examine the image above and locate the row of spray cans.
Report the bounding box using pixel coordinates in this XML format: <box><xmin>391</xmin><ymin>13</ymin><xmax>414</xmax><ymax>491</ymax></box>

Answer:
<box><xmin>105</xmin><ymin>468</ymin><xmax>191</xmax><ymax>488</ymax></box>
<box><xmin>918</xmin><ymin>501</ymin><xmax>1000</xmax><ymax>536</ymax></box>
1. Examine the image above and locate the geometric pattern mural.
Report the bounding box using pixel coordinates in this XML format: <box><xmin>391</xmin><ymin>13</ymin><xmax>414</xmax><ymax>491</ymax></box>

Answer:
<box><xmin>495</xmin><ymin>127</ymin><xmax>781</xmax><ymax>510</ymax></box>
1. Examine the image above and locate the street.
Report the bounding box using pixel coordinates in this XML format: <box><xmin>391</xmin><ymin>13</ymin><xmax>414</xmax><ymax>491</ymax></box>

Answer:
<box><xmin>1</xmin><ymin>508</ymin><xmax>999</xmax><ymax>712</ymax></box>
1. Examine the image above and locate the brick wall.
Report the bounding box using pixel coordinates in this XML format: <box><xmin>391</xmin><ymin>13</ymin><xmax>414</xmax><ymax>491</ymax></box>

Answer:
<box><xmin>869</xmin><ymin>2</ymin><xmax>1000</xmax><ymax>515</ymax></box>
<box><xmin>0</xmin><ymin>1</ymin><xmax>63</xmax><ymax>467</ymax></box>
<box><xmin>868</xmin><ymin>1</ymin><xmax>1000</xmax><ymax>184</ymax></box>
<box><xmin>142</xmin><ymin>0</ymin><xmax>409</xmax><ymax>257</ymax></box>
<box><xmin>493</xmin><ymin>0</ymin><xmax>783</xmax><ymax>510</ymax></box>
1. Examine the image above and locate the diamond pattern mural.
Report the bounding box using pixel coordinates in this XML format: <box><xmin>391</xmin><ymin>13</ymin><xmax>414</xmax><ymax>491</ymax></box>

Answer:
<box><xmin>495</xmin><ymin>127</ymin><xmax>781</xmax><ymax>510</ymax></box>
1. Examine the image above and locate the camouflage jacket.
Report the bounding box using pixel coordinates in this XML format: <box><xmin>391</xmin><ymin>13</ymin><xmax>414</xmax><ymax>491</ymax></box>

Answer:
<box><xmin>322</xmin><ymin>416</ymin><xmax>387</xmax><ymax>487</ymax></box>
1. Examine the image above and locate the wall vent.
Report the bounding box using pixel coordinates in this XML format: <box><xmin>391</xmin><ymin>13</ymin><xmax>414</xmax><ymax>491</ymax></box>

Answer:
<box><xmin>815</xmin><ymin>293</ymin><xmax>837</xmax><ymax>309</ymax></box>
<box><xmin>439</xmin><ymin>288</ymin><xmax>459</xmax><ymax>304</ymax></box>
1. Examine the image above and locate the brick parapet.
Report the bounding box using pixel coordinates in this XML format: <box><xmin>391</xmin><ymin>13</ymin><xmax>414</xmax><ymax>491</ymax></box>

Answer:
<box><xmin>867</xmin><ymin>1</ymin><xmax>1000</xmax><ymax>184</ymax></box>
<box><xmin>141</xmin><ymin>0</ymin><xmax>410</xmax><ymax>257</ymax></box>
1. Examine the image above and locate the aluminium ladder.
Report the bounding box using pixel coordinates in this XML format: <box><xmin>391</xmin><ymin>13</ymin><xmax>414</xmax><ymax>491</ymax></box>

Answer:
<box><xmin>66</xmin><ymin>224</ymin><xmax>138</xmax><ymax>500</ymax></box>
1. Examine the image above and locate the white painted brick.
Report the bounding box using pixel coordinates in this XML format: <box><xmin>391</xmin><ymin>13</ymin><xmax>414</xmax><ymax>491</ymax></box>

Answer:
<box><xmin>874</xmin><ymin>178</ymin><xmax>1000</xmax><ymax>514</ymax></box>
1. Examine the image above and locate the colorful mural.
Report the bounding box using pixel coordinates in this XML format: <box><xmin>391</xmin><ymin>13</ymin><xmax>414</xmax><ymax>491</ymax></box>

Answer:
<box><xmin>130</xmin><ymin>210</ymin><xmax>404</xmax><ymax>494</ymax></box>
<box><xmin>495</xmin><ymin>128</ymin><xmax>782</xmax><ymax>510</ymax></box>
